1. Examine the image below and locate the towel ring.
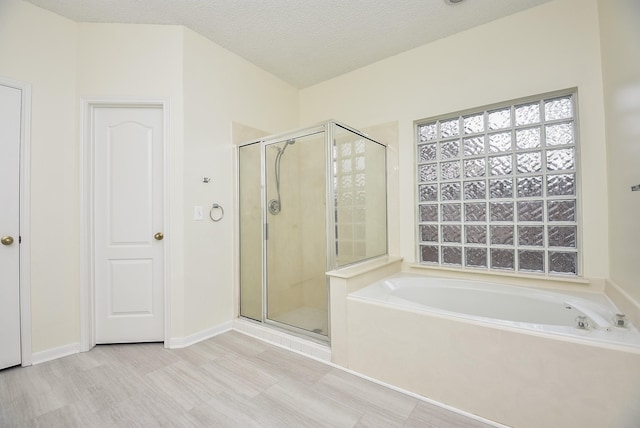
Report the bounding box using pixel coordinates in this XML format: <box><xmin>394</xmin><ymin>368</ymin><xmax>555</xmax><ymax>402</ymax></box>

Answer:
<box><xmin>210</xmin><ymin>203</ymin><xmax>224</xmax><ymax>222</ymax></box>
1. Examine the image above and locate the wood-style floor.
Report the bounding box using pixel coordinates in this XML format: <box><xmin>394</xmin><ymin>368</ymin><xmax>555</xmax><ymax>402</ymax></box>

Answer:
<box><xmin>0</xmin><ymin>331</ymin><xmax>496</xmax><ymax>427</ymax></box>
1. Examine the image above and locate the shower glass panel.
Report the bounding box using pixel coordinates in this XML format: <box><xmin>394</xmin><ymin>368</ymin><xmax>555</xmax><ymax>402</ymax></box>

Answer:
<box><xmin>265</xmin><ymin>132</ymin><xmax>328</xmax><ymax>336</ymax></box>
<box><xmin>333</xmin><ymin>125</ymin><xmax>387</xmax><ymax>266</ymax></box>
<box><xmin>238</xmin><ymin>120</ymin><xmax>388</xmax><ymax>341</ymax></box>
<box><xmin>238</xmin><ymin>142</ymin><xmax>262</xmax><ymax>321</ymax></box>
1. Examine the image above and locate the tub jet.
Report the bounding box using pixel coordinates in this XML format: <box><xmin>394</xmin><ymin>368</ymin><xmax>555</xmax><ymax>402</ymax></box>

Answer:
<box><xmin>575</xmin><ymin>315</ymin><xmax>589</xmax><ymax>330</ymax></box>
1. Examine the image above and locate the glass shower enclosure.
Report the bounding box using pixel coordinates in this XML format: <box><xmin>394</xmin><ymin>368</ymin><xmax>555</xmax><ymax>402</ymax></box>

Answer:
<box><xmin>238</xmin><ymin>121</ymin><xmax>387</xmax><ymax>341</ymax></box>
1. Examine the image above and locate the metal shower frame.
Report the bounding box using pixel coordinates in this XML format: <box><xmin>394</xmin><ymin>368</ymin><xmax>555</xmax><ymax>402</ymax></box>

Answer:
<box><xmin>238</xmin><ymin>120</ymin><xmax>388</xmax><ymax>342</ymax></box>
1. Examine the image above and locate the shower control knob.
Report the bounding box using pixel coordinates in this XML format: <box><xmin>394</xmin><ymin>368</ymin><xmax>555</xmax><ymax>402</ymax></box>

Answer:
<box><xmin>268</xmin><ymin>199</ymin><xmax>281</xmax><ymax>215</ymax></box>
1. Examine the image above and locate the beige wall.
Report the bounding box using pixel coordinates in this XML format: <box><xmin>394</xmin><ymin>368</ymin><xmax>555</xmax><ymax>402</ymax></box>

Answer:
<box><xmin>598</xmin><ymin>0</ymin><xmax>640</xmax><ymax>303</ymax></box>
<box><xmin>300</xmin><ymin>0</ymin><xmax>609</xmax><ymax>283</ymax></box>
<box><xmin>0</xmin><ymin>0</ymin><xmax>79</xmax><ymax>353</ymax></box>
<box><xmin>3</xmin><ymin>0</ymin><xmax>638</xmax><ymax>357</ymax></box>
<box><xmin>182</xmin><ymin>28</ymin><xmax>298</xmax><ymax>335</ymax></box>
<box><xmin>265</xmin><ymin>133</ymin><xmax>327</xmax><ymax>317</ymax></box>
<box><xmin>0</xmin><ymin>0</ymin><xmax>298</xmax><ymax>354</ymax></box>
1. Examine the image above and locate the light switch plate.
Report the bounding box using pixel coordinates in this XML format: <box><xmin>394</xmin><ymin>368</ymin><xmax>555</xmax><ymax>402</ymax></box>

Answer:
<box><xmin>194</xmin><ymin>205</ymin><xmax>204</xmax><ymax>220</ymax></box>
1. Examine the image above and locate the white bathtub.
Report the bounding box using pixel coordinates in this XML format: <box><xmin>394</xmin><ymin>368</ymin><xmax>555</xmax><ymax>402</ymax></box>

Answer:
<box><xmin>350</xmin><ymin>273</ymin><xmax>640</xmax><ymax>348</ymax></box>
<box><xmin>343</xmin><ymin>272</ymin><xmax>640</xmax><ymax>427</ymax></box>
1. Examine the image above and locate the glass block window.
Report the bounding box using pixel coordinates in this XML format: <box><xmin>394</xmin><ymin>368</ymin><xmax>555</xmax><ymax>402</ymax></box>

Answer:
<box><xmin>334</xmin><ymin>137</ymin><xmax>368</xmax><ymax>263</ymax></box>
<box><xmin>416</xmin><ymin>92</ymin><xmax>579</xmax><ymax>275</ymax></box>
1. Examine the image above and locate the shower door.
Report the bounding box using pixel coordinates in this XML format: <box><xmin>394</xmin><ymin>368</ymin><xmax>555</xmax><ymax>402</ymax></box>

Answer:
<box><xmin>264</xmin><ymin>131</ymin><xmax>329</xmax><ymax>337</ymax></box>
<box><xmin>239</xmin><ymin>120</ymin><xmax>388</xmax><ymax>341</ymax></box>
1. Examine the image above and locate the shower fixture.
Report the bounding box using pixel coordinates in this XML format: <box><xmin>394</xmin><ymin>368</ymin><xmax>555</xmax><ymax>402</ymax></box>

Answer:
<box><xmin>238</xmin><ymin>120</ymin><xmax>388</xmax><ymax>340</ymax></box>
<box><xmin>269</xmin><ymin>139</ymin><xmax>295</xmax><ymax>215</ymax></box>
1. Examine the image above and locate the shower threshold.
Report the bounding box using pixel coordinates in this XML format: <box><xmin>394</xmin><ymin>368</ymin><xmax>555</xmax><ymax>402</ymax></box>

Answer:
<box><xmin>233</xmin><ymin>318</ymin><xmax>331</xmax><ymax>362</ymax></box>
<box><xmin>270</xmin><ymin>306</ymin><xmax>328</xmax><ymax>337</ymax></box>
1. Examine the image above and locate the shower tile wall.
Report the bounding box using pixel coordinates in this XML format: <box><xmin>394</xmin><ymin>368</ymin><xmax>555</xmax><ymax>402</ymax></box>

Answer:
<box><xmin>267</xmin><ymin>133</ymin><xmax>328</xmax><ymax>326</ymax></box>
<box><xmin>301</xmin><ymin>138</ymin><xmax>328</xmax><ymax>314</ymax></box>
<box><xmin>267</xmin><ymin>140</ymin><xmax>303</xmax><ymax>318</ymax></box>
<box><xmin>334</xmin><ymin>130</ymin><xmax>387</xmax><ymax>267</ymax></box>
<box><xmin>241</xmin><ymin>123</ymin><xmax>386</xmax><ymax>337</ymax></box>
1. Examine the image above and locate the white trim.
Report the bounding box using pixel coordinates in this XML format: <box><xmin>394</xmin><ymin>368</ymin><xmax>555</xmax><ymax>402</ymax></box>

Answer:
<box><xmin>162</xmin><ymin>102</ymin><xmax>172</xmax><ymax>348</ymax></box>
<box><xmin>18</xmin><ymin>81</ymin><xmax>32</xmax><ymax>367</ymax></box>
<box><xmin>79</xmin><ymin>99</ymin><xmax>93</xmax><ymax>352</ymax></box>
<box><xmin>0</xmin><ymin>76</ymin><xmax>33</xmax><ymax>367</ymax></box>
<box><xmin>167</xmin><ymin>321</ymin><xmax>233</xmax><ymax>349</ymax></box>
<box><xmin>31</xmin><ymin>343</ymin><xmax>81</xmax><ymax>366</ymax></box>
<box><xmin>80</xmin><ymin>98</ymin><xmax>171</xmax><ymax>352</ymax></box>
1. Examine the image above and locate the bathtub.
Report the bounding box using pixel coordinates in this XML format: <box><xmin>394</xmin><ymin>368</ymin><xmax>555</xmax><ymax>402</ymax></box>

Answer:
<box><xmin>343</xmin><ymin>273</ymin><xmax>640</xmax><ymax>428</ymax></box>
<box><xmin>350</xmin><ymin>274</ymin><xmax>640</xmax><ymax>348</ymax></box>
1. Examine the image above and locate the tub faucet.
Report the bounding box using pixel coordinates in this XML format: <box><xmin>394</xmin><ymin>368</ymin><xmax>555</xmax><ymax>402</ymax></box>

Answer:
<box><xmin>575</xmin><ymin>315</ymin><xmax>589</xmax><ymax>330</ymax></box>
<box><xmin>614</xmin><ymin>313</ymin><xmax>627</xmax><ymax>328</ymax></box>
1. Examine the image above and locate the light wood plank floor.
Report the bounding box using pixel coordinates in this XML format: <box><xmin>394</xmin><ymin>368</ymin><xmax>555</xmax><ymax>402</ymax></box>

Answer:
<box><xmin>0</xmin><ymin>331</ymin><xmax>497</xmax><ymax>427</ymax></box>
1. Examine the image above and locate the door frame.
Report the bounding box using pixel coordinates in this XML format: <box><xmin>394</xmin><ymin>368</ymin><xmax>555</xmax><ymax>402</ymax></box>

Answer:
<box><xmin>80</xmin><ymin>99</ymin><xmax>170</xmax><ymax>351</ymax></box>
<box><xmin>0</xmin><ymin>76</ymin><xmax>32</xmax><ymax>367</ymax></box>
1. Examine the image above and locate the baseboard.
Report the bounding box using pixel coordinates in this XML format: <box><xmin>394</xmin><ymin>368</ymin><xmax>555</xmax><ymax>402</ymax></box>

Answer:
<box><xmin>166</xmin><ymin>321</ymin><xmax>233</xmax><ymax>349</ymax></box>
<box><xmin>31</xmin><ymin>342</ymin><xmax>80</xmax><ymax>365</ymax></box>
<box><xmin>29</xmin><ymin>321</ymin><xmax>234</xmax><ymax>364</ymax></box>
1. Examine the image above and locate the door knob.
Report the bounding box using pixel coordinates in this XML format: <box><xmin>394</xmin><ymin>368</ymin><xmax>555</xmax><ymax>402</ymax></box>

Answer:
<box><xmin>154</xmin><ymin>232</ymin><xmax>164</xmax><ymax>241</ymax></box>
<box><xmin>1</xmin><ymin>236</ymin><xmax>14</xmax><ymax>246</ymax></box>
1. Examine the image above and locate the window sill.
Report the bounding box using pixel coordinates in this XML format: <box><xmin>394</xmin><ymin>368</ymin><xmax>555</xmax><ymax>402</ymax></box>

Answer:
<box><xmin>406</xmin><ymin>263</ymin><xmax>595</xmax><ymax>290</ymax></box>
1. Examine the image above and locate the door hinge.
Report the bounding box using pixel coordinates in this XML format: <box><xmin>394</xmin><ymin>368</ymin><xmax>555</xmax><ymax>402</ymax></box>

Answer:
<box><xmin>19</xmin><ymin>236</ymin><xmax>21</xmax><ymax>244</ymax></box>
<box><xmin>265</xmin><ymin>223</ymin><xmax>269</xmax><ymax>240</ymax></box>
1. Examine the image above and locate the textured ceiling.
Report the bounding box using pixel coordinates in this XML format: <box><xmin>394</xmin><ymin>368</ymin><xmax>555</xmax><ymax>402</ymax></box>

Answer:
<box><xmin>24</xmin><ymin>0</ymin><xmax>552</xmax><ymax>88</ymax></box>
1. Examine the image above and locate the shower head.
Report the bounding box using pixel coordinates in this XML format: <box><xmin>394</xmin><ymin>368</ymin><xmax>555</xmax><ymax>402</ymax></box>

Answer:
<box><xmin>279</xmin><ymin>139</ymin><xmax>295</xmax><ymax>154</ymax></box>
<box><xmin>270</xmin><ymin>138</ymin><xmax>295</xmax><ymax>215</ymax></box>
<box><xmin>272</xmin><ymin>139</ymin><xmax>295</xmax><ymax>154</ymax></box>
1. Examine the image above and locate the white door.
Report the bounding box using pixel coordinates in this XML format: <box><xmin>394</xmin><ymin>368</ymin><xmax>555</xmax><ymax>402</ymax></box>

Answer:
<box><xmin>93</xmin><ymin>106</ymin><xmax>164</xmax><ymax>343</ymax></box>
<box><xmin>0</xmin><ymin>84</ymin><xmax>22</xmax><ymax>369</ymax></box>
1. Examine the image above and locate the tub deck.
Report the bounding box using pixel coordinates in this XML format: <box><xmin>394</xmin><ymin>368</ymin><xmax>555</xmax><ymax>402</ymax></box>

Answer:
<box><xmin>350</xmin><ymin>273</ymin><xmax>640</xmax><ymax>348</ymax></box>
<box><xmin>330</xmin><ymin>269</ymin><xmax>640</xmax><ymax>428</ymax></box>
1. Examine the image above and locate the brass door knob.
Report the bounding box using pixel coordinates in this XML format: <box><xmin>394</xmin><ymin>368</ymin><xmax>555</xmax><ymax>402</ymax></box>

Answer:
<box><xmin>154</xmin><ymin>232</ymin><xmax>164</xmax><ymax>241</ymax></box>
<box><xmin>1</xmin><ymin>236</ymin><xmax>14</xmax><ymax>246</ymax></box>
